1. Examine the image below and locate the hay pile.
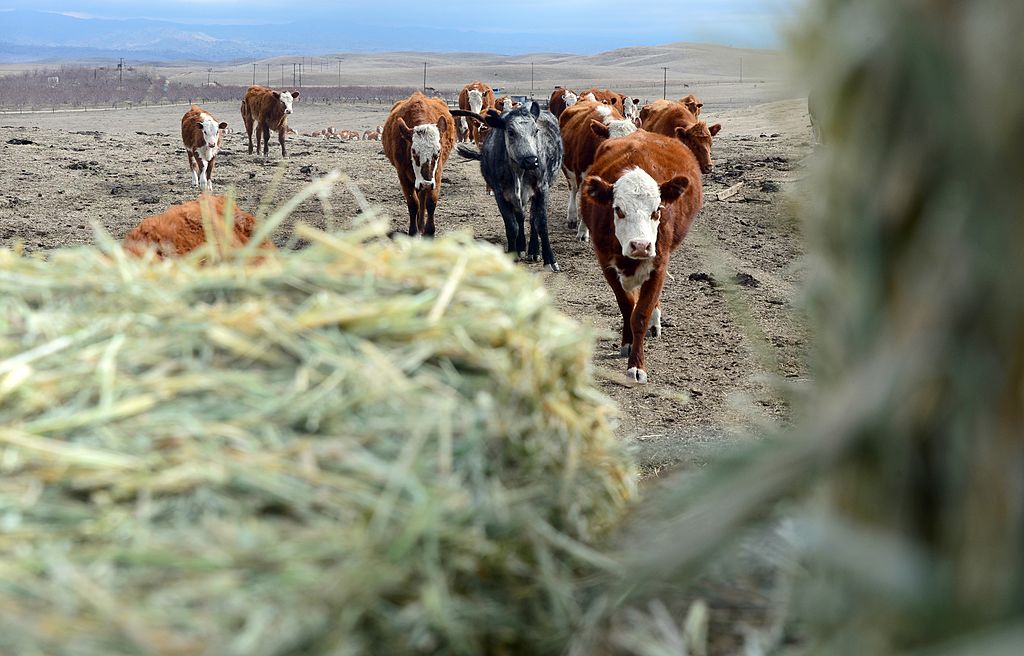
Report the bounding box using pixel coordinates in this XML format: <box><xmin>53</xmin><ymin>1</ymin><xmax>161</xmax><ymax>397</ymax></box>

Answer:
<box><xmin>0</xmin><ymin>214</ymin><xmax>635</xmax><ymax>655</ymax></box>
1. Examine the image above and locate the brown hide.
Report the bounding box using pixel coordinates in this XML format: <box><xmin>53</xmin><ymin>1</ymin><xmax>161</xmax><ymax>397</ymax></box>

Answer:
<box><xmin>241</xmin><ymin>85</ymin><xmax>298</xmax><ymax>157</ymax></box>
<box><xmin>383</xmin><ymin>91</ymin><xmax>457</xmax><ymax>237</ymax></box>
<box><xmin>580</xmin><ymin>131</ymin><xmax>704</xmax><ymax>381</ymax></box>
<box><xmin>457</xmin><ymin>81</ymin><xmax>495</xmax><ymax>143</ymax></box>
<box><xmin>559</xmin><ymin>101</ymin><xmax>618</xmax><ymax>191</ymax></box>
<box><xmin>123</xmin><ymin>196</ymin><xmax>274</xmax><ymax>259</ymax></box>
<box><xmin>548</xmin><ymin>87</ymin><xmax>576</xmax><ymax>119</ymax></box>
<box><xmin>579</xmin><ymin>88</ymin><xmax>626</xmax><ymax>118</ymax></box>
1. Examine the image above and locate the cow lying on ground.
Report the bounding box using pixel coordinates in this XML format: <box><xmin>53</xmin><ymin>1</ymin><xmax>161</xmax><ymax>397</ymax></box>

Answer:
<box><xmin>383</xmin><ymin>91</ymin><xmax>456</xmax><ymax>237</ymax></box>
<box><xmin>548</xmin><ymin>87</ymin><xmax>579</xmax><ymax>119</ymax></box>
<box><xmin>363</xmin><ymin>125</ymin><xmax>384</xmax><ymax>141</ymax></box>
<box><xmin>181</xmin><ymin>105</ymin><xmax>228</xmax><ymax>193</ymax></box>
<box><xmin>581</xmin><ymin>130</ymin><xmax>703</xmax><ymax>384</ymax></box>
<box><xmin>241</xmin><ymin>85</ymin><xmax>298</xmax><ymax>158</ymax></box>
<box><xmin>640</xmin><ymin>99</ymin><xmax>722</xmax><ymax>174</ymax></box>
<box><xmin>455</xmin><ymin>102</ymin><xmax>564</xmax><ymax>271</ymax></box>
<box><xmin>123</xmin><ymin>196</ymin><xmax>273</xmax><ymax>259</ymax></box>
<box><xmin>559</xmin><ymin>100</ymin><xmax>638</xmax><ymax>241</ymax></box>
<box><xmin>457</xmin><ymin>81</ymin><xmax>495</xmax><ymax>144</ymax></box>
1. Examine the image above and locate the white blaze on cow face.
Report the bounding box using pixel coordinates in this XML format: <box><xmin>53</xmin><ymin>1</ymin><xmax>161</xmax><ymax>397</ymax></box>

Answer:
<box><xmin>468</xmin><ymin>89</ymin><xmax>484</xmax><ymax>115</ymax></box>
<box><xmin>199</xmin><ymin>113</ymin><xmax>221</xmax><ymax>151</ymax></box>
<box><xmin>279</xmin><ymin>91</ymin><xmax>295</xmax><ymax>115</ymax></box>
<box><xmin>611</xmin><ymin>168</ymin><xmax>663</xmax><ymax>260</ymax></box>
<box><xmin>563</xmin><ymin>90</ymin><xmax>578</xmax><ymax>107</ymax></box>
<box><xmin>607</xmin><ymin>119</ymin><xmax>637</xmax><ymax>138</ymax></box>
<box><xmin>410</xmin><ymin>124</ymin><xmax>442</xmax><ymax>191</ymax></box>
<box><xmin>582</xmin><ymin>92</ymin><xmax>597</xmax><ymax>102</ymax></box>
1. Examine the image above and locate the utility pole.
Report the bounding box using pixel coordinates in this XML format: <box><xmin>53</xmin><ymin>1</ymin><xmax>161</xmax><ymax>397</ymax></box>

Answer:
<box><xmin>118</xmin><ymin>57</ymin><xmax>124</xmax><ymax>88</ymax></box>
<box><xmin>292</xmin><ymin>63</ymin><xmax>296</xmax><ymax>87</ymax></box>
<box><xmin>252</xmin><ymin>63</ymin><xmax>256</xmax><ymax>85</ymax></box>
<box><xmin>662</xmin><ymin>67</ymin><xmax>668</xmax><ymax>100</ymax></box>
<box><xmin>423</xmin><ymin>62</ymin><xmax>427</xmax><ymax>92</ymax></box>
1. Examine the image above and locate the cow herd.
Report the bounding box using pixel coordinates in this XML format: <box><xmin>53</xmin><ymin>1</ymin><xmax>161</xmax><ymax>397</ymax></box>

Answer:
<box><xmin>131</xmin><ymin>80</ymin><xmax>723</xmax><ymax>384</ymax></box>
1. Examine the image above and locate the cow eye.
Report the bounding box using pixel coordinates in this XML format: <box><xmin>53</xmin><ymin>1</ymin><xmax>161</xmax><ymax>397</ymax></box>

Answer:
<box><xmin>615</xmin><ymin>208</ymin><xmax>625</xmax><ymax>219</ymax></box>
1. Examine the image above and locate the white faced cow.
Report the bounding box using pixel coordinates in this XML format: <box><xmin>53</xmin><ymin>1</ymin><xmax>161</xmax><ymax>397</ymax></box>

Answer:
<box><xmin>181</xmin><ymin>105</ymin><xmax>228</xmax><ymax>193</ymax></box>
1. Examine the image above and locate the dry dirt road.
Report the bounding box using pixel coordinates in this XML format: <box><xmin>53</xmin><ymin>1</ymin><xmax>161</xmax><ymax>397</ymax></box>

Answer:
<box><xmin>0</xmin><ymin>98</ymin><xmax>812</xmax><ymax>468</ymax></box>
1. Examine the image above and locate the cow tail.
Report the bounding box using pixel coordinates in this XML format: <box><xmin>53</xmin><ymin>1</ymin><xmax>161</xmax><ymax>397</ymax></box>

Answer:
<box><xmin>457</xmin><ymin>144</ymin><xmax>482</xmax><ymax>161</ymax></box>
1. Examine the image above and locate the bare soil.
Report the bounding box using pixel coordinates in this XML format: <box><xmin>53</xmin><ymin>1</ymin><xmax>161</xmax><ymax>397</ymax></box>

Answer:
<box><xmin>0</xmin><ymin>97</ymin><xmax>812</xmax><ymax>465</ymax></box>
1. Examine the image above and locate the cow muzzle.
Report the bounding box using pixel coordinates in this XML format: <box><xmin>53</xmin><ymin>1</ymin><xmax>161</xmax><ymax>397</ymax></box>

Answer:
<box><xmin>627</xmin><ymin>240</ymin><xmax>654</xmax><ymax>259</ymax></box>
<box><xmin>207</xmin><ymin>142</ymin><xmax>217</xmax><ymax>149</ymax></box>
<box><xmin>520</xmin><ymin>155</ymin><xmax>540</xmax><ymax>170</ymax></box>
<box><xmin>416</xmin><ymin>181</ymin><xmax>435</xmax><ymax>191</ymax></box>
<box><xmin>701</xmin><ymin>163</ymin><xmax>714</xmax><ymax>174</ymax></box>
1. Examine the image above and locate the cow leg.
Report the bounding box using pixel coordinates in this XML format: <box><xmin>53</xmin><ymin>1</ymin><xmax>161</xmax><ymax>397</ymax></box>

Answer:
<box><xmin>627</xmin><ymin>269</ymin><xmax>668</xmax><ymax>384</ymax></box>
<box><xmin>522</xmin><ymin>184</ymin><xmax>541</xmax><ymax>262</ymax></box>
<box><xmin>399</xmin><ymin>178</ymin><xmax>419</xmax><ymax>236</ymax></box>
<box><xmin>198</xmin><ymin>158</ymin><xmax>208</xmax><ymax>193</ymax></box>
<box><xmin>421</xmin><ymin>188</ymin><xmax>439</xmax><ymax>237</ymax></box>
<box><xmin>530</xmin><ymin>188</ymin><xmax>559</xmax><ymax>272</ymax></box>
<box><xmin>649</xmin><ymin>304</ymin><xmax>662</xmax><ymax>338</ymax></box>
<box><xmin>492</xmin><ymin>192</ymin><xmax>522</xmax><ymax>257</ymax></box>
<box><xmin>187</xmin><ymin>150</ymin><xmax>199</xmax><ymax>188</ymax></box>
<box><xmin>563</xmin><ymin>169</ymin><xmax>579</xmax><ymax>229</ymax></box>
<box><xmin>278</xmin><ymin>127</ymin><xmax>287</xmax><ymax>158</ymax></box>
<box><xmin>601</xmin><ymin>266</ymin><xmax>638</xmax><ymax>357</ymax></box>
<box><xmin>205</xmin><ymin>156</ymin><xmax>216</xmax><ymax>193</ymax></box>
<box><xmin>244</xmin><ymin>115</ymin><xmax>254</xmax><ymax>155</ymax></box>
<box><xmin>262</xmin><ymin>125</ymin><xmax>271</xmax><ymax>157</ymax></box>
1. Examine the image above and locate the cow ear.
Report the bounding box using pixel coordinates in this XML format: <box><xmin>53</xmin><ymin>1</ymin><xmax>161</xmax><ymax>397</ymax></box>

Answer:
<box><xmin>436</xmin><ymin>115</ymin><xmax>448</xmax><ymax>134</ymax></box>
<box><xmin>709</xmin><ymin>123</ymin><xmax>722</xmax><ymax>137</ymax></box>
<box><xmin>397</xmin><ymin>118</ymin><xmax>413</xmax><ymax>141</ymax></box>
<box><xmin>584</xmin><ymin>176</ymin><xmax>614</xmax><ymax>205</ymax></box>
<box><xmin>589</xmin><ymin>119</ymin><xmax>611</xmax><ymax>139</ymax></box>
<box><xmin>659</xmin><ymin>175</ymin><xmax>690</xmax><ymax>204</ymax></box>
<box><xmin>273</xmin><ymin>91</ymin><xmax>281</xmax><ymax>99</ymax></box>
<box><xmin>609</xmin><ymin>97</ymin><xmax>618</xmax><ymax>105</ymax></box>
<box><xmin>218</xmin><ymin>122</ymin><xmax>228</xmax><ymax>130</ymax></box>
<box><xmin>485</xmin><ymin>109</ymin><xmax>506</xmax><ymax>130</ymax></box>
<box><xmin>291</xmin><ymin>91</ymin><xmax>300</xmax><ymax>100</ymax></box>
<box><xmin>530</xmin><ymin>101</ymin><xmax>541</xmax><ymax>118</ymax></box>
<box><xmin>633</xmin><ymin>98</ymin><xmax>641</xmax><ymax>105</ymax></box>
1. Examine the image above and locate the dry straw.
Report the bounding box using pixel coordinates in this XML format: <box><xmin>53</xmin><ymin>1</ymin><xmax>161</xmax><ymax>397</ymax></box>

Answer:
<box><xmin>0</xmin><ymin>180</ymin><xmax>635</xmax><ymax>655</ymax></box>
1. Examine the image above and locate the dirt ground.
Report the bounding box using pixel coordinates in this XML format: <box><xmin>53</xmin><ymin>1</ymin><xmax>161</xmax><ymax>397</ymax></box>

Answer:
<box><xmin>0</xmin><ymin>97</ymin><xmax>812</xmax><ymax>468</ymax></box>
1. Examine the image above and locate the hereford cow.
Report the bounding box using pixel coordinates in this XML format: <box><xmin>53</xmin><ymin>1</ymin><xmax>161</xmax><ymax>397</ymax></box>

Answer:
<box><xmin>457</xmin><ymin>81</ymin><xmax>495</xmax><ymax>143</ymax></box>
<box><xmin>621</xmin><ymin>96</ymin><xmax>642</xmax><ymax>123</ymax></box>
<box><xmin>579</xmin><ymin>88</ymin><xmax>626</xmax><ymax>117</ymax></box>
<box><xmin>123</xmin><ymin>196</ymin><xmax>274</xmax><ymax>260</ymax></box>
<box><xmin>337</xmin><ymin>130</ymin><xmax>362</xmax><ymax>141</ymax></box>
<box><xmin>383</xmin><ymin>91</ymin><xmax>457</xmax><ymax>237</ymax></box>
<box><xmin>363</xmin><ymin>125</ymin><xmax>384</xmax><ymax>141</ymax></box>
<box><xmin>580</xmin><ymin>131</ymin><xmax>703</xmax><ymax>384</ymax></box>
<box><xmin>640</xmin><ymin>99</ymin><xmax>722</xmax><ymax>174</ymax></box>
<box><xmin>241</xmin><ymin>85</ymin><xmax>299</xmax><ymax>158</ymax></box>
<box><xmin>494</xmin><ymin>96</ymin><xmax>519</xmax><ymax>113</ymax></box>
<box><xmin>559</xmin><ymin>100</ymin><xmax>638</xmax><ymax>241</ymax></box>
<box><xmin>548</xmin><ymin>87</ymin><xmax>579</xmax><ymax>119</ymax></box>
<box><xmin>180</xmin><ymin>105</ymin><xmax>228</xmax><ymax>193</ymax></box>
<box><xmin>680</xmin><ymin>94</ymin><xmax>704</xmax><ymax>118</ymax></box>
<box><xmin>455</xmin><ymin>102</ymin><xmax>564</xmax><ymax>271</ymax></box>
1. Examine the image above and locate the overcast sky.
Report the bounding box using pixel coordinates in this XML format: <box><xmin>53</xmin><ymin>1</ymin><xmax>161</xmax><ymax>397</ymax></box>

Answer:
<box><xmin>1</xmin><ymin>1</ymin><xmax>796</xmax><ymax>49</ymax></box>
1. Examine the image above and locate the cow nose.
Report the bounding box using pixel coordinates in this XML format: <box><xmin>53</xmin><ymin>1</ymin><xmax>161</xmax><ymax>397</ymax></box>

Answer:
<box><xmin>628</xmin><ymin>240</ymin><xmax>653</xmax><ymax>258</ymax></box>
<box><xmin>702</xmin><ymin>163</ymin><xmax>714</xmax><ymax>174</ymax></box>
<box><xmin>521</xmin><ymin>156</ymin><xmax>540</xmax><ymax>170</ymax></box>
<box><xmin>285</xmin><ymin>109</ymin><xmax>292</xmax><ymax>114</ymax></box>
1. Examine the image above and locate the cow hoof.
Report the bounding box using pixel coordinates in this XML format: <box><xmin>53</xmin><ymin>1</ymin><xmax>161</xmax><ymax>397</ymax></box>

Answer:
<box><xmin>547</xmin><ymin>262</ymin><xmax>561</xmax><ymax>273</ymax></box>
<box><xmin>619</xmin><ymin>344</ymin><xmax>631</xmax><ymax>358</ymax></box>
<box><xmin>517</xmin><ymin>251</ymin><xmax>527</xmax><ymax>261</ymax></box>
<box><xmin>627</xmin><ymin>367</ymin><xmax>648</xmax><ymax>384</ymax></box>
<box><xmin>528</xmin><ymin>254</ymin><xmax>541</xmax><ymax>263</ymax></box>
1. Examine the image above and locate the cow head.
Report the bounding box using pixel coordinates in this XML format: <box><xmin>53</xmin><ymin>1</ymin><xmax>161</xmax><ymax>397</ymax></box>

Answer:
<box><xmin>563</xmin><ymin>90</ymin><xmax>578</xmax><ymax>107</ymax></box>
<box><xmin>468</xmin><ymin>89</ymin><xmax>484</xmax><ymax>114</ymax></box>
<box><xmin>584</xmin><ymin>168</ymin><xmax>689</xmax><ymax>260</ymax></box>
<box><xmin>582</xmin><ymin>92</ymin><xmax>597</xmax><ymax>103</ymax></box>
<box><xmin>486</xmin><ymin>103</ymin><xmax>543</xmax><ymax>171</ymax></box>
<box><xmin>674</xmin><ymin>121</ymin><xmax>722</xmax><ymax>174</ymax></box>
<box><xmin>680</xmin><ymin>94</ymin><xmax>703</xmax><ymax>117</ymax></box>
<box><xmin>590</xmin><ymin>118</ymin><xmax>637</xmax><ymax>140</ymax></box>
<box><xmin>622</xmin><ymin>97</ymin><xmax>642</xmax><ymax>120</ymax></box>
<box><xmin>398</xmin><ymin>116</ymin><xmax>448</xmax><ymax>191</ymax></box>
<box><xmin>273</xmin><ymin>90</ymin><xmax>299</xmax><ymax>114</ymax></box>
<box><xmin>197</xmin><ymin>115</ymin><xmax>228</xmax><ymax>150</ymax></box>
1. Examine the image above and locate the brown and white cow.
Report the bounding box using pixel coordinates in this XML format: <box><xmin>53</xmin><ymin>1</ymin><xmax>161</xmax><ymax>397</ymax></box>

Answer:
<box><xmin>559</xmin><ymin>100</ymin><xmax>639</xmax><ymax>241</ymax></box>
<box><xmin>363</xmin><ymin>125</ymin><xmax>384</xmax><ymax>141</ymax></box>
<box><xmin>457</xmin><ymin>81</ymin><xmax>495</xmax><ymax>143</ymax></box>
<box><xmin>679</xmin><ymin>94</ymin><xmax>704</xmax><ymax>118</ymax></box>
<box><xmin>548</xmin><ymin>87</ymin><xmax>579</xmax><ymax>119</ymax></box>
<box><xmin>494</xmin><ymin>95</ymin><xmax>520</xmax><ymax>113</ymax></box>
<box><xmin>579</xmin><ymin>88</ymin><xmax>626</xmax><ymax>118</ymax></box>
<box><xmin>241</xmin><ymin>85</ymin><xmax>299</xmax><ymax>158</ymax></box>
<box><xmin>123</xmin><ymin>196</ymin><xmax>274</xmax><ymax>260</ymax></box>
<box><xmin>383</xmin><ymin>91</ymin><xmax>457</xmax><ymax>237</ymax></box>
<box><xmin>581</xmin><ymin>130</ymin><xmax>703</xmax><ymax>384</ymax></box>
<box><xmin>337</xmin><ymin>130</ymin><xmax>362</xmax><ymax>141</ymax></box>
<box><xmin>181</xmin><ymin>105</ymin><xmax>228</xmax><ymax>193</ymax></box>
<box><xmin>640</xmin><ymin>99</ymin><xmax>722</xmax><ymax>174</ymax></box>
<box><xmin>621</xmin><ymin>96</ymin><xmax>642</xmax><ymax>123</ymax></box>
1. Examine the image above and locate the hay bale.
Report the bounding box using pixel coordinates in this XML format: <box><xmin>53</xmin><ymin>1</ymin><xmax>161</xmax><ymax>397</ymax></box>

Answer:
<box><xmin>0</xmin><ymin>218</ymin><xmax>635</xmax><ymax>656</ymax></box>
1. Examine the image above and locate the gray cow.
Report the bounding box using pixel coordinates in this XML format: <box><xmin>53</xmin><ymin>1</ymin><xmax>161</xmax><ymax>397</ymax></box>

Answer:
<box><xmin>455</xmin><ymin>103</ymin><xmax>564</xmax><ymax>272</ymax></box>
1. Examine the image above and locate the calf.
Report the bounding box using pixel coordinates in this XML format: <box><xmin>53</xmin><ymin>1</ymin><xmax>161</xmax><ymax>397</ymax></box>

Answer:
<box><xmin>455</xmin><ymin>102</ymin><xmax>564</xmax><ymax>271</ymax></box>
<box><xmin>458</xmin><ymin>81</ymin><xmax>495</xmax><ymax>144</ymax></box>
<box><xmin>640</xmin><ymin>99</ymin><xmax>722</xmax><ymax>174</ymax></box>
<box><xmin>383</xmin><ymin>91</ymin><xmax>456</xmax><ymax>237</ymax></box>
<box><xmin>180</xmin><ymin>105</ymin><xmax>228</xmax><ymax>193</ymax></box>
<box><xmin>241</xmin><ymin>85</ymin><xmax>299</xmax><ymax>158</ymax></box>
<box><xmin>581</xmin><ymin>131</ymin><xmax>702</xmax><ymax>384</ymax></box>
<box><xmin>548</xmin><ymin>87</ymin><xmax>579</xmax><ymax>119</ymax></box>
<box><xmin>559</xmin><ymin>100</ymin><xmax>638</xmax><ymax>241</ymax></box>
<box><xmin>123</xmin><ymin>196</ymin><xmax>273</xmax><ymax>259</ymax></box>
<box><xmin>621</xmin><ymin>96</ymin><xmax>642</xmax><ymax>123</ymax></box>
<box><xmin>363</xmin><ymin>125</ymin><xmax>384</xmax><ymax>141</ymax></box>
